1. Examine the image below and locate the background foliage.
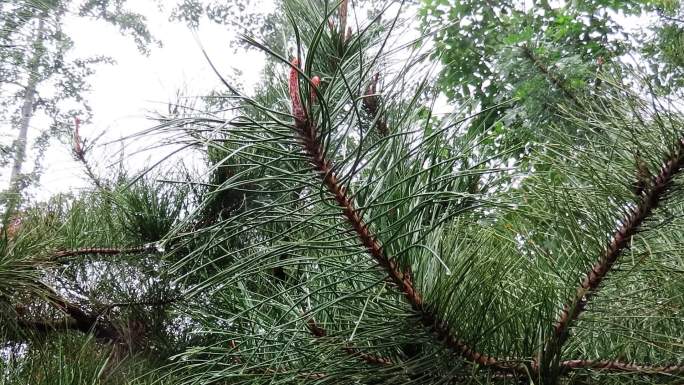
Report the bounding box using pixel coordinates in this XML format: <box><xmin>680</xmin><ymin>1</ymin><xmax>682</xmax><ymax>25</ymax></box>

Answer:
<box><xmin>1</xmin><ymin>0</ymin><xmax>683</xmax><ymax>384</ymax></box>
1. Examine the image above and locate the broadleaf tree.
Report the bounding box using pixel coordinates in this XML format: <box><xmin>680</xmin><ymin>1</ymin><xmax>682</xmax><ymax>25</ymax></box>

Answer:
<box><xmin>420</xmin><ymin>0</ymin><xmax>684</xmax><ymax>161</ymax></box>
<box><xmin>0</xmin><ymin>0</ymin><xmax>157</xmax><ymax>215</ymax></box>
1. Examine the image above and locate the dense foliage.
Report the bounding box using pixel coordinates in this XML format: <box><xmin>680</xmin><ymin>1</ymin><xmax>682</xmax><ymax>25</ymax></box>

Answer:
<box><xmin>1</xmin><ymin>1</ymin><xmax>683</xmax><ymax>384</ymax></box>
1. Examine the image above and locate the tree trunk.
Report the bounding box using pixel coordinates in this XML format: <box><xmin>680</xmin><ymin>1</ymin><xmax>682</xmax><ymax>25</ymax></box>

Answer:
<box><xmin>5</xmin><ymin>13</ymin><xmax>45</xmax><ymax>214</ymax></box>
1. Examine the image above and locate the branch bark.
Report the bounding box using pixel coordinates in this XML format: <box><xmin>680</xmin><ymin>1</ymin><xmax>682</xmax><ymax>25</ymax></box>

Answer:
<box><xmin>560</xmin><ymin>359</ymin><xmax>684</xmax><ymax>375</ymax></box>
<box><xmin>49</xmin><ymin>244</ymin><xmax>159</xmax><ymax>263</ymax></box>
<box><xmin>44</xmin><ymin>288</ymin><xmax>122</xmax><ymax>343</ymax></box>
<box><xmin>17</xmin><ymin>318</ymin><xmax>81</xmax><ymax>333</ymax></box>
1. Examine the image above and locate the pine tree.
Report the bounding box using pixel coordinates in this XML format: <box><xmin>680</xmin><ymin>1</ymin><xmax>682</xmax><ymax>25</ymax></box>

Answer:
<box><xmin>1</xmin><ymin>1</ymin><xmax>683</xmax><ymax>384</ymax></box>
<box><xmin>160</xmin><ymin>1</ymin><xmax>684</xmax><ymax>383</ymax></box>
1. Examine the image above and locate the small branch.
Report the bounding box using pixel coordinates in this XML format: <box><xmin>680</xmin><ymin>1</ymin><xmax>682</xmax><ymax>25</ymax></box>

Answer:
<box><xmin>17</xmin><ymin>318</ymin><xmax>80</xmax><ymax>333</ymax></box>
<box><xmin>657</xmin><ymin>10</ymin><xmax>684</xmax><ymax>24</ymax></box>
<box><xmin>560</xmin><ymin>359</ymin><xmax>684</xmax><ymax>375</ymax></box>
<box><xmin>49</xmin><ymin>244</ymin><xmax>160</xmax><ymax>263</ymax></box>
<box><xmin>96</xmin><ymin>296</ymin><xmax>181</xmax><ymax>316</ymax></box>
<box><xmin>541</xmin><ymin>137</ymin><xmax>684</xmax><ymax>374</ymax></box>
<box><xmin>42</xmin><ymin>286</ymin><xmax>122</xmax><ymax>343</ymax></box>
<box><xmin>306</xmin><ymin>318</ymin><xmax>393</xmax><ymax>366</ymax></box>
<box><xmin>339</xmin><ymin>0</ymin><xmax>348</xmax><ymax>39</ymax></box>
<box><xmin>73</xmin><ymin>117</ymin><xmax>106</xmax><ymax>191</ymax></box>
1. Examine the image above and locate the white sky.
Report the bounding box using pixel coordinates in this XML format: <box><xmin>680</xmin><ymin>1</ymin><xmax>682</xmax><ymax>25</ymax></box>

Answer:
<box><xmin>25</xmin><ymin>1</ymin><xmax>269</xmax><ymax>200</ymax></box>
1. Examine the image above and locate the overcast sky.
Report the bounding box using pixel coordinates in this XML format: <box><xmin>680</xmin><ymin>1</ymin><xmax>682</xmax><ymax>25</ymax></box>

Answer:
<box><xmin>29</xmin><ymin>1</ymin><xmax>269</xmax><ymax>200</ymax></box>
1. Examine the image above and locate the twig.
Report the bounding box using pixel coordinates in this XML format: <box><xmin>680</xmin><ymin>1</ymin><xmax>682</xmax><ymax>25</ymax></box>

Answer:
<box><xmin>560</xmin><ymin>359</ymin><xmax>684</xmax><ymax>375</ymax></box>
<box><xmin>96</xmin><ymin>296</ymin><xmax>181</xmax><ymax>316</ymax></box>
<box><xmin>41</xmin><ymin>285</ymin><xmax>122</xmax><ymax>343</ymax></box>
<box><xmin>658</xmin><ymin>11</ymin><xmax>684</xmax><ymax>24</ymax></box>
<box><xmin>73</xmin><ymin>117</ymin><xmax>107</xmax><ymax>191</ymax></box>
<box><xmin>362</xmin><ymin>73</ymin><xmax>389</xmax><ymax>137</ymax></box>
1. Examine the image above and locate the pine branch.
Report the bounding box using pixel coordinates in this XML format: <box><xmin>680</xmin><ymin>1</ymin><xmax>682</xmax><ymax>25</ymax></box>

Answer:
<box><xmin>289</xmin><ymin>61</ymin><xmax>523</xmax><ymax>374</ymax></box>
<box><xmin>49</xmin><ymin>244</ymin><xmax>160</xmax><ymax>262</ymax></box>
<box><xmin>560</xmin><ymin>359</ymin><xmax>684</xmax><ymax>375</ymax></box>
<box><xmin>541</xmin><ymin>137</ymin><xmax>684</xmax><ymax>375</ymax></box>
<box><xmin>657</xmin><ymin>10</ymin><xmax>684</xmax><ymax>24</ymax></box>
<box><xmin>90</xmin><ymin>296</ymin><xmax>181</xmax><ymax>320</ymax></box>
<box><xmin>338</xmin><ymin>0</ymin><xmax>348</xmax><ymax>41</ymax></box>
<box><xmin>42</xmin><ymin>286</ymin><xmax>122</xmax><ymax>343</ymax></box>
<box><xmin>362</xmin><ymin>73</ymin><xmax>389</xmax><ymax>137</ymax></box>
<box><xmin>16</xmin><ymin>318</ymin><xmax>81</xmax><ymax>333</ymax></box>
<box><xmin>101</xmin><ymin>296</ymin><xmax>180</xmax><ymax>310</ymax></box>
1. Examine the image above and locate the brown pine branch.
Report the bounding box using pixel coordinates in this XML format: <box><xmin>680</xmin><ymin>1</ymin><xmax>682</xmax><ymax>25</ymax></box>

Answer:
<box><xmin>92</xmin><ymin>296</ymin><xmax>181</xmax><ymax>318</ymax></box>
<box><xmin>17</xmin><ymin>318</ymin><xmax>81</xmax><ymax>333</ymax></box>
<box><xmin>541</xmin><ymin>137</ymin><xmax>684</xmax><ymax>375</ymax></box>
<box><xmin>102</xmin><ymin>296</ymin><xmax>180</xmax><ymax>310</ymax></box>
<box><xmin>560</xmin><ymin>359</ymin><xmax>684</xmax><ymax>375</ymax></box>
<box><xmin>306</xmin><ymin>318</ymin><xmax>393</xmax><ymax>366</ymax></box>
<box><xmin>657</xmin><ymin>10</ymin><xmax>684</xmax><ymax>25</ymax></box>
<box><xmin>289</xmin><ymin>62</ymin><xmax>523</xmax><ymax>374</ymax></box>
<box><xmin>50</xmin><ymin>244</ymin><xmax>159</xmax><ymax>262</ymax></box>
<box><xmin>16</xmin><ymin>298</ymin><xmax>176</xmax><ymax>338</ymax></box>
<box><xmin>42</xmin><ymin>287</ymin><xmax>122</xmax><ymax>343</ymax></box>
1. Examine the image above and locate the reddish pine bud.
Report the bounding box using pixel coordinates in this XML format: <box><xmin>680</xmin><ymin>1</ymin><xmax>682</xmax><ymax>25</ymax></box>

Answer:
<box><xmin>310</xmin><ymin>75</ymin><xmax>321</xmax><ymax>103</ymax></box>
<box><xmin>289</xmin><ymin>58</ymin><xmax>306</xmax><ymax>126</ymax></box>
